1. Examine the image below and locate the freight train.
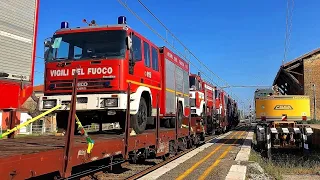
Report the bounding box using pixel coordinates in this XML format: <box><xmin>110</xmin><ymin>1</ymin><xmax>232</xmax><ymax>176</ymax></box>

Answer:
<box><xmin>0</xmin><ymin>15</ymin><xmax>240</xmax><ymax>179</ymax></box>
<box><xmin>38</xmin><ymin>16</ymin><xmax>239</xmax><ymax>135</ymax></box>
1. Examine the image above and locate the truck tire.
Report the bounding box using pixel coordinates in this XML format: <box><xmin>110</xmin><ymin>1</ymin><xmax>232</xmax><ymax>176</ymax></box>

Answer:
<box><xmin>131</xmin><ymin>97</ymin><xmax>148</xmax><ymax>134</ymax></box>
<box><xmin>170</xmin><ymin>102</ymin><xmax>183</xmax><ymax>128</ymax></box>
<box><xmin>56</xmin><ymin>111</ymin><xmax>68</xmax><ymax>131</ymax></box>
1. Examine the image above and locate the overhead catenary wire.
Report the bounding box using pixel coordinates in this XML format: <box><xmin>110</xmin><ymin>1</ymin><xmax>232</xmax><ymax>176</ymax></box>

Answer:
<box><xmin>135</xmin><ymin>0</ymin><xmax>231</xmax><ymax>88</ymax></box>
<box><xmin>282</xmin><ymin>0</ymin><xmax>294</xmax><ymax>65</ymax></box>
<box><xmin>116</xmin><ymin>1</ymin><xmax>218</xmax><ymax>86</ymax></box>
<box><xmin>136</xmin><ymin>0</ymin><xmax>244</xmax><ymax>104</ymax></box>
<box><xmin>117</xmin><ymin>0</ymin><xmax>244</xmax><ymax>104</ymax></box>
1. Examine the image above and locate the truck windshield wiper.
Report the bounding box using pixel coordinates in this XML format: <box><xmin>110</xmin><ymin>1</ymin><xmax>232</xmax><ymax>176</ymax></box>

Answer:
<box><xmin>53</xmin><ymin>57</ymin><xmax>69</xmax><ymax>61</ymax></box>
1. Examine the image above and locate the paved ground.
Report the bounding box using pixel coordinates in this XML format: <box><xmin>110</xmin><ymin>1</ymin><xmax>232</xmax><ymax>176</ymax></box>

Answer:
<box><xmin>140</xmin><ymin>126</ymin><xmax>250</xmax><ymax>180</ymax></box>
<box><xmin>309</xmin><ymin>124</ymin><xmax>320</xmax><ymax>129</ymax></box>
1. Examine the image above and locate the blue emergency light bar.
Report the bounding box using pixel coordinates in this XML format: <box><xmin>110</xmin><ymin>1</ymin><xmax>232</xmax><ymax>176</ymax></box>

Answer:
<box><xmin>61</xmin><ymin>21</ymin><xmax>69</xmax><ymax>29</ymax></box>
<box><xmin>118</xmin><ymin>16</ymin><xmax>126</xmax><ymax>24</ymax></box>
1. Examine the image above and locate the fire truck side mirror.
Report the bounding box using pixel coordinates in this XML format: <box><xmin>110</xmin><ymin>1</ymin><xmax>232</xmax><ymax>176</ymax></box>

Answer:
<box><xmin>126</xmin><ymin>36</ymin><xmax>132</xmax><ymax>50</ymax></box>
<box><xmin>44</xmin><ymin>40</ymin><xmax>52</xmax><ymax>47</ymax></box>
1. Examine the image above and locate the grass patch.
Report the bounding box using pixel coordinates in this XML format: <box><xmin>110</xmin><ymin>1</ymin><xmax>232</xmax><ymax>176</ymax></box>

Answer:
<box><xmin>307</xmin><ymin>119</ymin><xmax>320</xmax><ymax>124</ymax></box>
<box><xmin>249</xmin><ymin>150</ymin><xmax>320</xmax><ymax>180</ymax></box>
<box><xmin>249</xmin><ymin>151</ymin><xmax>283</xmax><ymax>179</ymax></box>
<box><xmin>296</xmin><ymin>119</ymin><xmax>320</xmax><ymax>124</ymax></box>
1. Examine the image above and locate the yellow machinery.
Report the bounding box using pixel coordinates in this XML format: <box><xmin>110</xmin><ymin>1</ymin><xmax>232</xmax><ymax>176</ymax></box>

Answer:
<box><xmin>255</xmin><ymin>95</ymin><xmax>310</xmax><ymax>122</ymax></box>
<box><xmin>252</xmin><ymin>88</ymin><xmax>314</xmax><ymax>156</ymax></box>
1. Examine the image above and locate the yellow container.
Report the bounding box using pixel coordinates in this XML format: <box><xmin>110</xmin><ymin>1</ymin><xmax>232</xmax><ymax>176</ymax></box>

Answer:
<box><xmin>255</xmin><ymin>95</ymin><xmax>310</xmax><ymax>121</ymax></box>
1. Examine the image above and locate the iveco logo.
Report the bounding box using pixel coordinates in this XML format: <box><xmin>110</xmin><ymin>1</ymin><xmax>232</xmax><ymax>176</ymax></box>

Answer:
<box><xmin>77</xmin><ymin>82</ymin><xmax>88</xmax><ymax>87</ymax></box>
<box><xmin>274</xmin><ymin>105</ymin><xmax>293</xmax><ymax>110</ymax></box>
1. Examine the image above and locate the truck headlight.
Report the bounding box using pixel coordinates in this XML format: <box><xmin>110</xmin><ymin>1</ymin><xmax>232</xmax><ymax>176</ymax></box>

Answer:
<box><xmin>43</xmin><ymin>100</ymin><xmax>57</xmax><ymax>109</ymax></box>
<box><xmin>103</xmin><ymin>98</ymin><xmax>118</xmax><ymax>107</ymax></box>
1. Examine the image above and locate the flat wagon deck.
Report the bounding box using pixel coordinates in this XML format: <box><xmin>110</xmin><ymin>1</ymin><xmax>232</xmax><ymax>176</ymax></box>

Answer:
<box><xmin>0</xmin><ymin>128</ymin><xmax>191</xmax><ymax>179</ymax></box>
<box><xmin>0</xmin><ymin>133</ymin><xmax>122</xmax><ymax>158</ymax></box>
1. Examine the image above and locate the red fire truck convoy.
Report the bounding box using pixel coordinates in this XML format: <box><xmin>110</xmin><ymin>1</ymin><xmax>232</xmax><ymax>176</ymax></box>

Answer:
<box><xmin>188</xmin><ymin>73</ymin><xmax>239</xmax><ymax>135</ymax></box>
<box><xmin>0</xmin><ymin>0</ymin><xmax>39</xmax><ymax>124</ymax></box>
<box><xmin>39</xmin><ymin>16</ymin><xmax>190</xmax><ymax>134</ymax></box>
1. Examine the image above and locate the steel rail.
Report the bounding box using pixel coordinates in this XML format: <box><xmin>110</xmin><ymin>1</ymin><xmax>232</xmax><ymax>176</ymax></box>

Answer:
<box><xmin>126</xmin><ymin>125</ymin><xmax>247</xmax><ymax>180</ymax></box>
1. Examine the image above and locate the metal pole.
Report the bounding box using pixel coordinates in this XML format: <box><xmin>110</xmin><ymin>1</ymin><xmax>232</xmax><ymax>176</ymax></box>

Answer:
<box><xmin>7</xmin><ymin>110</ymin><xmax>17</xmax><ymax>139</ymax></box>
<box><xmin>62</xmin><ymin>71</ymin><xmax>78</xmax><ymax>178</ymax></box>
<box><xmin>124</xmin><ymin>82</ymin><xmax>131</xmax><ymax>160</ymax></box>
<box><xmin>313</xmin><ymin>84</ymin><xmax>316</xmax><ymax>120</ymax></box>
<box><xmin>175</xmin><ymin>98</ymin><xmax>179</xmax><ymax>141</ymax></box>
<box><xmin>156</xmin><ymin>93</ymin><xmax>160</xmax><ymax>153</ymax></box>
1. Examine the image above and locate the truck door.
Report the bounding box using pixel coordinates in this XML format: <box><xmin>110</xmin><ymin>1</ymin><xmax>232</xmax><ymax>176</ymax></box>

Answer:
<box><xmin>142</xmin><ymin>41</ymin><xmax>161</xmax><ymax>114</ymax></box>
<box><xmin>128</xmin><ymin>33</ymin><xmax>144</xmax><ymax>84</ymax></box>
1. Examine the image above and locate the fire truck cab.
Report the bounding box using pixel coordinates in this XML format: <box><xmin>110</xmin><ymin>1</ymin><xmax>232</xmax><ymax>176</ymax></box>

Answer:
<box><xmin>189</xmin><ymin>73</ymin><xmax>205</xmax><ymax>117</ymax></box>
<box><xmin>189</xmin><ymin>73</ymin><xmax>216</xmax><ymax>134</ymax></box>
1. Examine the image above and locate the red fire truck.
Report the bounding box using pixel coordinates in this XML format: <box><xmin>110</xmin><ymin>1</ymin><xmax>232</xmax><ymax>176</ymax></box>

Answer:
<box><xmin>226</xmin><ymin>95</ymin><xmax>239</xmax><ymax>130</ymax></box>
<box><xmin>189</xmin><ymin>73</ymin><xmax>216</xmax><ymax>134</ymax></box>
<box><xmin>214</xmin><ymin>88</ymin><xmax>229</xmax><ymax>133</ymax></box>
<box><xmin>39</xmin><ymin>16</ymin><xmax>190</xmax><ymax>134</ymax></box>
<box><xmin>0</xmin><ymin>1</ymin><xmax>39</xmax><ymax>124</ymax></box>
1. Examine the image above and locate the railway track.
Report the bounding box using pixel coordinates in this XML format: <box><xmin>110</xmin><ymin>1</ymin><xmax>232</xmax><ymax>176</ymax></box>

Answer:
<box><xmin>75</xmin><ymin>134</ymin><xmax>218</xmax><ymax>180</ymax></box>
<box><xmin>75</xmin><ymin>125</ymin><xmax>249</xmax><ymax>180</ymax></box>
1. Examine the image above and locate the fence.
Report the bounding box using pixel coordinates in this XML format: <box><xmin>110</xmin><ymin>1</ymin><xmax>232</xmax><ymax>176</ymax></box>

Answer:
<box><xmin>19</xmin><ymin>122</ymin><xmax>55</xmax><ymax>135</ymax></box>
<box><xmin>82</xmin><ymin>122</ymin><xmax>121</xmax><ymax>132</ymax></box>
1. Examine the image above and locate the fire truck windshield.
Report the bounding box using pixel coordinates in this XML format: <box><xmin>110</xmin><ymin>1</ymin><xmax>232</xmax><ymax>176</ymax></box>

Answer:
<box><xmin>45</xmin><ymin>30</ymin><xmax>127</xmax><ymax>62</ymax></box>
<box><xmin>189</xmin><ymin>76</ymin><xmax>199</xmax><ymax>90</ymax></box>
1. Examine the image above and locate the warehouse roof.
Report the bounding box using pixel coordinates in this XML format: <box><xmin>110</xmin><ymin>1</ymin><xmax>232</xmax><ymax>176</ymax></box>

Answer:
<box><xmin>282</xmin><ymin>47</ymin><xmax>320</xmax><ymax>68</ymax></box>
<box><xmin>273</xmin><ymin>47</ymin><xmax>320</xmax><ymax>94</ymax></box>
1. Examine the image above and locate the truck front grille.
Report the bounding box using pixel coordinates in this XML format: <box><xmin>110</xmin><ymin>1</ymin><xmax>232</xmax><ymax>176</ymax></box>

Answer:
<box><xmin>48</xmin><ymin>78</ymin><xmax>112</xmax><ymax>91</ymax></box>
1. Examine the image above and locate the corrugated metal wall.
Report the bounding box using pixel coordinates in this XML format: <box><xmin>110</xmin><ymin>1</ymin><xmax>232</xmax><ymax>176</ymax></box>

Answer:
<box><xmin>165</xmin><ymin>58</ymin><xmax>189</xmax><ymax>114</ymax></box>
<box><xmin>165</xmin><ymin>58</ymin><xmax>175</xmax><ymax>113</ymax></box>
<box><xmin>183</xmin><ymin>70</ymin><xmax>189</xmax><ymax>107</ymax></box>
<box><xmin>0</xmin><ymin>0</ymin><xmax>36</xmax><ymax>81</ymax></box>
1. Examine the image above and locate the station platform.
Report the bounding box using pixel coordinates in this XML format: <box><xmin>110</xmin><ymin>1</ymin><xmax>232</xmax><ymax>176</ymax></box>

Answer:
<box><xmin>138</xmin><ymin>126</ymin><xmax>252</xmax><ymax>180</ymax></box>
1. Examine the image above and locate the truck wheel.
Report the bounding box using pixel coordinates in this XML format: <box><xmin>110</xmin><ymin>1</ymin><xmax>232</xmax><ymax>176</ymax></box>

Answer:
<box><xmin>206</xmin><ymin>116</ymin><xmax>213</xmax><ymax>134</ymax></box>
<box><xmin>201</xmin><ymin>105</ymin><xmax>206</xmax><ymax>120</ymax></box>
<box><xmin>170</xmin><ymin>102</ymin><xmax>183</xmax><ymax>128</ymax></box>
<box><xmin>56</xmin><ymin>111</ymin><xmax>68</xmax><ymax>132</ymax></box>
<box><xmin>131</xmin><ymin>97</ymin><xmax>148</xmax><ymax>134</ymax></box>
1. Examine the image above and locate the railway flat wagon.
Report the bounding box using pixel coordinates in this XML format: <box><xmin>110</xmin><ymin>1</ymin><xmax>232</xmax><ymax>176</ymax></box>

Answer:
<box><xmin>0</xmin><ymin>85</ymin><xmax>203</xmax><ymax>179</ymax></box>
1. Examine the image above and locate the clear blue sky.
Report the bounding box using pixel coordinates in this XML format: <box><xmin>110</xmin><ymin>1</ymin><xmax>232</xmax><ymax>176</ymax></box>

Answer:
<box><xmin>34</xmin><ymin>0</ymin><xmax>320</xmax><ymax>111</ymax></box>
